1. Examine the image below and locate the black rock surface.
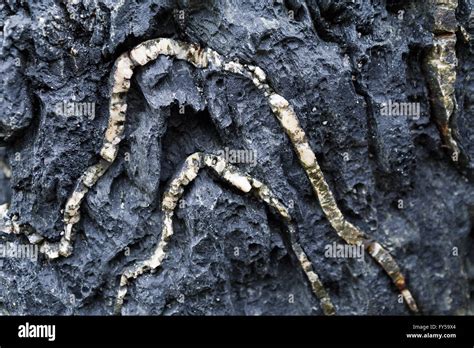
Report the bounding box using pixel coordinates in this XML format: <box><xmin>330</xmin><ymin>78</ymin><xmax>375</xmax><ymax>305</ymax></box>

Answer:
<box><xmin>0</xmin><ymin>0</ymin><xmax>473</xmax><ymax>315</ymax></box>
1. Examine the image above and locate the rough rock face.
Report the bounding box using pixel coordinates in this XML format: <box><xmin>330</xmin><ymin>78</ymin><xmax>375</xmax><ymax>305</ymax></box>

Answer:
<box><xmin>0</xmin><ymin>0</ymin><xmax>473</xmax><ymax>315</ymax></box>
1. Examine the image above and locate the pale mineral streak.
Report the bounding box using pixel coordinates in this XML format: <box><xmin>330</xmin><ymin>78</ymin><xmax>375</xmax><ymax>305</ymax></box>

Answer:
<box><xmin>115</xmin><ymin>153</ymin><xmax>336</xmax><ymax>316</ymax></box>
<box><xmin>423</xmin><ymin>0</ymin><xmax>461</xmax><ymax>157</ymax></box>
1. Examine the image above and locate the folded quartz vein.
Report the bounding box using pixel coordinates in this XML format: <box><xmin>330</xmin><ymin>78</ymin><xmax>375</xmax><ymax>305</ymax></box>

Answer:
<box><xmin>2</xmin><ymin>37</ymin><xmax>418</xmax><ymax>314</ymax></box>
<box><xmin>115</xmin><ymin>152</ymin><xmax>336</xmax><ymax>316</ymax></box>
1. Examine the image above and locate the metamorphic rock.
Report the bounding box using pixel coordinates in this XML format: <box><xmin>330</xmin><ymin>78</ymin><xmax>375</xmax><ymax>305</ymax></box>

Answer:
<box><xmin>0</xmin><ymin>0</ymin><xmax>473</xmax><ymax>315</ymax></box>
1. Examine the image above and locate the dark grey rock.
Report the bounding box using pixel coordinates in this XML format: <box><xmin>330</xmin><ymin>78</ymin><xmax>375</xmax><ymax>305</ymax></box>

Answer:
<box><xmin>0</xmin><ymin>0</ymin><xmax>473</xmax><ymax>315</ymax></box>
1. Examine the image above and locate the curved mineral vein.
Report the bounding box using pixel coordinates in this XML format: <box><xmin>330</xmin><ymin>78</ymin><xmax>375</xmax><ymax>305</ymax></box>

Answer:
<box><xmin>115</xmin><ymin>152</ymin><xmax>336</xmax><ymax>316</ymax></box>
<box><xmin>4</xmin><ymin>37</ymin><xmax>418</xmax><ymax>313</ymax></box>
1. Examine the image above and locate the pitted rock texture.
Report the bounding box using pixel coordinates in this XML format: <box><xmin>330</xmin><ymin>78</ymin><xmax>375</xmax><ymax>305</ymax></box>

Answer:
<box><xmin>0</xmin><ymin>0</ymin><xmax>473</xmax><ymax>315</ymax></box>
